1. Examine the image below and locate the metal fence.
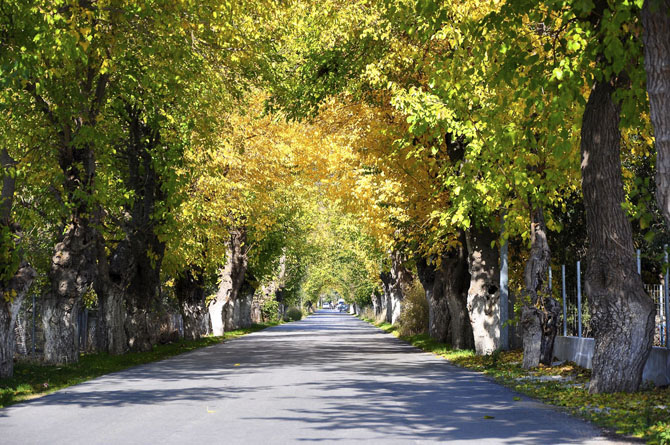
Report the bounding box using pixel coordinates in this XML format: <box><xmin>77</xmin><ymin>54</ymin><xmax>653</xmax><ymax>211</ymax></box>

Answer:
<box><xmin>557</xmin><ymin>247</ymin><xmax>670</xmax><ymax>348</ymax></box>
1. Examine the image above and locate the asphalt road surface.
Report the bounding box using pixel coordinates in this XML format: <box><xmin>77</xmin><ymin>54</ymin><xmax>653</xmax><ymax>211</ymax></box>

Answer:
<box><xmin>1</xmin><ymin>311</ymin><xmax>632</xmax><ymax>444</ymax></box>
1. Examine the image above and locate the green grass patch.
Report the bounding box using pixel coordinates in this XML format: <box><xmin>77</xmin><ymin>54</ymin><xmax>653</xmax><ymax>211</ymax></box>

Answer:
<box><xmin>359</xmin><ymin>315</ymin><xmax>670</xmax><ymax>444</ymax></box>
<box><xmin>0</xmin><ymin>322</ymin><xmax>278</xmax><ymax>409</ymax></box>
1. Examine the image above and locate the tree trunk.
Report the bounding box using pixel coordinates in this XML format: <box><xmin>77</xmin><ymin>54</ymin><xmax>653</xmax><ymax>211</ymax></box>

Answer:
<box><xmin>117</xmin><ymin>106</ymin><xmax>167</xmax><ymax>352</ymax></box>
<box><xmin>97</xmin><ymin>284</ymin><xmax>126</xmax><ymax>354</ymax></box>
<box><xmin>94</xmin><ymin>239</ymin><xmax>133</xmax><ymax>355</ymax></box>
<box><xmin>581</xmin><ymin>80</ymin><xmax>656</xmax><ymax>393</ymax></box>
<box><xmin>380</xmin><ymin>272</ymin><xmax>392</xmax><ymax>322</ymax></box>
<box><xmin>209</xmin><ymin>228</ymin><xmax>247</xmax><ymax>336</ymax></box>
<box><xmin>43</xmin><ymin>138</ymin><xmax>99</xmax><ymax>364</ymax></box>
<box><xmin>416</xmin><ymin>256</ymin><xmax>451</xmax><ymax>344</ymax></box>
<box><xmin>521</xmin><ymin>205</ymin><xmax>560</xmax><ymax>368</ymax></box>
<box><xmin>0</xmin><ymin>264</ymin><xmax>36</xmax><ymax>378</ymax></box>
<box><xmin>43</xmin><ymin>222</ymin><xmax>98</xmax><ymax>364</ymax></box>
<box><xmin>124</xmin><ymin>237</ymin><xmax>164</xmax><ymax>353</ymax></box>
<box><xmin>175</xmin><ymin>269</ymin><xmax>210</xmax><ymax>341</ymax></box>
<box><xmin>445</xmin><ymin>236</ymin><xmax>473</xmax><ymax>350</ymax></box>
<box><xmin>642</xmin><ymin>0</ymin><xmax>670</xmax><ymax>229</ymax></box>
<box><xmin>236</xmin><ymin>277</ymin><xmax>255</xmax><ymax>329</ymax></box>
<box><xmin>124</xmin><ymin>307</ymin><xmax>154</xmax><ymax>352</ymax></box>
<box><xmin>0</xmin><ymin>148</ymin><xmax>37</xmax><ymax>377</ymax></box>
<box><xmin>371</xmin><ymin>290</ymin><xmax>382</xmax><ymax>319</ymax></box>
<box><xmin>466</xmin><ymin>227</ymin><xmax>500</xmax><ymax>355</ymax></box>
<box><xmin>387</xmin><ymin>251</ymin><xmax>413</xmax><ymax>325</ymax></box>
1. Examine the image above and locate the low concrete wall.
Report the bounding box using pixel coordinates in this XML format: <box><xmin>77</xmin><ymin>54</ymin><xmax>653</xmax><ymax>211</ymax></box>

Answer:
<box><xmin>553</xmin><ymin>336</ymin><xmax>670</xmax><ymax>386</ymax></box>
<box><xmin>554</xmin><ymin>336</ymin><xmax>594</xmax><ymax>369</ymax></box>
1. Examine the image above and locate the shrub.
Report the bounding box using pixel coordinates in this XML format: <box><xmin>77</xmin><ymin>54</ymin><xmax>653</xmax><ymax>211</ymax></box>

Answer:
<box><xmin>261</xmin><ymin>299</ymin><xmax>280</xmax><ymax>322</ymax></box>
<box><xmin>283</xmin><ymin>306</ymin><xmax>303</xmax><ymax>322</ymax></box>
<box><xmin>396</xmin><ymin>280</ymin><xmax>429</xmax><ymax>337</ymax></box>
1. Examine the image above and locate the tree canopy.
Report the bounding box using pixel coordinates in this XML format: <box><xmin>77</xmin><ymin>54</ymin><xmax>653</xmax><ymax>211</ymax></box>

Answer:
<box><xmin>1</xmin><ymin>0</ymin><xmax>669</xmax><ymax>396</ymax></box>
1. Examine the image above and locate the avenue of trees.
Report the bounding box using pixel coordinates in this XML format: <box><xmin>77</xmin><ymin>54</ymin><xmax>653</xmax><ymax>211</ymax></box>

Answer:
<box><xmin>2</xmin><ymin>0</ymin><xmax>670</xmax><ymax>396</ymax></box>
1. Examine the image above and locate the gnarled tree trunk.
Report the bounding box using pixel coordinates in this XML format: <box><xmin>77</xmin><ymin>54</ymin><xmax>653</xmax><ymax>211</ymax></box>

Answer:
<box><xmin>94</xmin><ymin>239</ymin><xmax>132</xmax><ymax>355</ymax></box>
<box><xmin>388</xmin><ymin>251</ymin><xmax>413</xmax><ymax>325</ymax></box>
<box><xmin>581</xmin><ymin>80</ymin><xmax>655</xmax><ymax>393</ymax></box>
<box><xmin>466</xmin><ymin>227</ymin><xmax>500</xmax><ymax>355</ymax></box>
<box><xmin>31</xmin><ymin>53</ymin><xmax>108</xmax><ymax>366</ymax></box>
<box><xmin>118</xmin><ymin>108</ymin><xmax>167</xmax><ymax>352</ymax></box>
<box><xmin>209</xmin><ymin>228</ymin><xmax>248</xmax><ymax>336</ymax></box>
<box><xmin>0</xmin><ymin>148</ymin><xmax>37</xmax><ymax>377</ymax></box>
<box><xmin>371</xmin><ymin>290</ymin><xmax>382</xmax><ymax>319</ymax></box>
<box><xmin>444</xmin><ymin>235</ymin><xmax>473</xmax><ymax>350</ymax></box>
<box><xmin>0</xmin><ymin>263</ymin><xmax>36</xmax><ymax>377</ymax></box>
<box><xmin>175</xmin><ymin>268</ymin><xmax>210</xmax><ymax>341</ymax></box>
<box><xmin>123</xmin><ymin>230</ymin><xmax>165</xmax><ymax>352</ymax></box>
<box><xmin>521</xmin><ymin>205</ymin><xmax>561</xmax><ymax>368</ymax></box>
<box><xmin>43</xmin><ymin>222</ymin><xmax>98</xmax><ymax>364</ymax></box>
<box><xmin>234</xmin><ymin>277</ymin><xmax>255</xmax><ymax>330</ymax></box>
<box><xmin>642</xmin><ymin>0</ymin><xmax>670</xmax><ymax>230</ymax></box>
<box><xmin>416</xmin><ymin>256</ymin><xmax>451</xmax><ymax>344</ymax></box>
<box><xmin>379</xmin><ymin>271</ymin><xmax>392</xmax><ymax>322</ymax></box>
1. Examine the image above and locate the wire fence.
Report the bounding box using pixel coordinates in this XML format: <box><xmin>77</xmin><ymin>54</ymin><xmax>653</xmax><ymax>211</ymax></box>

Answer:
<box><xmin>557</xmin><ymin>248</ymin><xmax>670</xmax><ymax>348</ymax></box>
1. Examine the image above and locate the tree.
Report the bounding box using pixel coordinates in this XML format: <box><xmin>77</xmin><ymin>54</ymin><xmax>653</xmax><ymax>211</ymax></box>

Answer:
<box><xmin>581</xmin><ymin>78</ymin><xmax>655</xmax><ymax>393</ymax></box>
<box><xmin>642</xmin><ymin>0</ymin><xmax>670</xmax><ymax>232</ymax></box>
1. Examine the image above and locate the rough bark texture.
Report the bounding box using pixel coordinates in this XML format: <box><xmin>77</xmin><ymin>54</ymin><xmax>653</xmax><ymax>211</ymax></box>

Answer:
<box><xmin>466</xmin><ymin>227</ymin><xmax>500</xmax><ymax>355</ymax></box>
<box><xmin>379</xmin><ymin>272</ymin><xmax>392</xmax><ymax>322</ymax></box>
<box><xmin>444</xmin><ymin>238</ymin><xmax>474</xmax><ymax>350</ymax></box>
<box><xmin>416</xmin><ymin>256</ymin><xmax>451</xmax><ymax>344</ymax></box>
<box><xmin>0</xmin><ymin>148</ymin><xmax>37</xmax><ymax>377</ymax></box>
<box><xmin>388</xmin><ymin>251</ymin><xmax>413</xmax><ymax>324</ymax></box>
<box><xmin>642</xmin><ymin>0</ymin><xmax>670</xmax><ymax>230</ymax></box>
<box><xmin>175</xmin><ymin>269</ymin><xmax>210</xmax><ymax>341</ymax></box>
<box><xmin>521</xmin><ymin>206</ymin><xmax>561</xmax><ymax>368</ymax></box>
<box><xmin>43</xmin><ymin>135</ymin><xmax>99</xmax><ymax>364</ymax></box>
<box><xmin>0</xmin><ymin>264</ymin><xmax>36</xmax><ymax>377</ymax></box>
<box><xmin>209</xmin><ymin>228</ymin><xmax>248</xmax><ymax>336</ymax></box>
<box><xmin>33</xmin><ymin>58</ymin><xmax>108</xmax><ymax>366</ymax></box>
<box><xmin>225</xmin><ymin>277</ymin><xmax>254</xmax><ymax>331</ymax></box>
<box><xmin>118</xmin><ymin>108</ymin><xmax>167</xmax><ymax>352</ymax></box>
<box><xmin>581</xmin><ymin>80</ymin><xmax>656</xmax><ymax>393</ymax></box>
<box><xmin>371</xmin><ymin>290</ymin><xmax>383</xmax><ymax>319</ymax></box>
<box><xmin>43</xmin><ymin>222</ymin><xmax>98</xmax><ymax>364</ymax></box>
<box><xmin>94</xmin><ymin>239</ymin><xmax>132</xmax><ymax>355</ymax></box>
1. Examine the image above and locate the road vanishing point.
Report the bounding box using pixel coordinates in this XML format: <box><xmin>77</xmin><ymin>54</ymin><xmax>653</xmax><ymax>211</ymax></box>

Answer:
<box><xmin>1</xmin><ymin>311</ymin><xmax>633</xmax><ymax>444</ymax></box>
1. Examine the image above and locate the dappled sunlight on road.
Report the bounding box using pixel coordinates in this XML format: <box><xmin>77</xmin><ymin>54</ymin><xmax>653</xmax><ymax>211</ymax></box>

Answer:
<box><xmin>0</xmin><ymin>312</ymin><xmax>625</xmax><ymax>444</ymax></box>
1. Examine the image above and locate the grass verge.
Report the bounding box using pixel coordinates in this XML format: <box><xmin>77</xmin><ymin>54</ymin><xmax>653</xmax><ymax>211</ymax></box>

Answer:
<box><xmin>359</xmin><ymin>316</ymin><xmax>670</xmax><ymax>445</ymax></box>
<box><xmin>0</xmin><ymin>321</ymin><xmax>279</xmax><ymax>409</ymax></box>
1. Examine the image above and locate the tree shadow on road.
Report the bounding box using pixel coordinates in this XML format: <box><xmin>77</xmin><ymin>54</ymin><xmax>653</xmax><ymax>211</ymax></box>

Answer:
<box><xmin>0</xmin><ymin>313</ymin><xmax>624</xmax><ymax>443</ymax></box>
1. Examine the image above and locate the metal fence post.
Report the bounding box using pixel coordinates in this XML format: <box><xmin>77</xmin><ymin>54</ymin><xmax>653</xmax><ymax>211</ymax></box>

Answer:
<box><xmin>577</xmin><ymin>260</ymin><xmax>582</xmax><ymax>338</ymax></box>
<box><xmin>661</xmin><ymin>284</ymin><xmax>665</xmax><ymax>346</ymax></box>
<box><xmin>665</xmin><ymin>245</ymin><xmax>669</xmax><ymax>349</ymax></box>
<box><xmin>562</xmin><ymin>264</ymin><xmax>567</xmax><ymax>337</ymax></box>
<box><xmin>637</xmin><ymin>249</ymin><xmax>641</xmax><ymax>275</ymax></box>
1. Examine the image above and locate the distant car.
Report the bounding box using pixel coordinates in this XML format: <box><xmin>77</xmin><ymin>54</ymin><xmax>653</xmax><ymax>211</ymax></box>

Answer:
<box><xmin>322</xmin><ymin>302</ymin><xmax>331</xmax><ymax>309</ymax></box>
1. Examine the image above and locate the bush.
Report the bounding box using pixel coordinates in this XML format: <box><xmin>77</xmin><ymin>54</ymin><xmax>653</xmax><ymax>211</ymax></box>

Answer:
<box><xmin>396</xmin><ymin>280</ymin><xmax>429</xmax><ymax>337</ymax></box>
<box><xmin>261</xmin><ymin>299</ymin><xmax>280</xmax><ymax>322</ymax></box>
<box><xmin>283</xmin><ymin>306</ymin><xmax>303</xmax><ymax>322</ymax></box>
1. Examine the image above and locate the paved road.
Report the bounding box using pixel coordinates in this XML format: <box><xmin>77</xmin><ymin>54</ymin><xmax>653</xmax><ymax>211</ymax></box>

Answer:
<box><xmin>1</xmin><ymin>311</ymin><xmax>630</xmax><ymax>444</ymax></box>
